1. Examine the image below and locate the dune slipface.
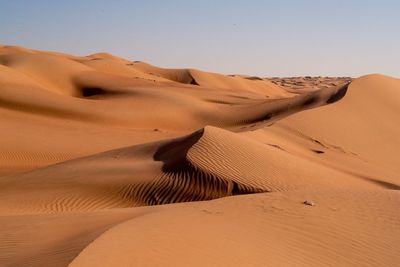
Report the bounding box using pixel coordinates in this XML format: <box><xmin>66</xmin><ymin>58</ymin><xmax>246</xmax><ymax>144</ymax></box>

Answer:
<box><xmin>0</xmin><ymin>45</ymin><xmax>399</xmax><ymax>267</ymax></box>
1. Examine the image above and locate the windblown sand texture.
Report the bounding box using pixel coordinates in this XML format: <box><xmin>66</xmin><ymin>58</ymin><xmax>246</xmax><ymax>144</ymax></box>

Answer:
<box><xmin>0</xmin><ymin>45</ymin><xmax>399</xmax><ymax>267</ymax></box>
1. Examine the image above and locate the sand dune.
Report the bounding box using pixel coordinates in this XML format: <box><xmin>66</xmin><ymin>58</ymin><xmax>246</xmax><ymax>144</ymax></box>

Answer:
<box><xmin>0</xmin><ymin>45</ymin><xmax>349</xmax><ymax>173</ymax></box>
<box><xmin>1</xmin><ymin>190</ymin><xmax>399</xmax><ymax>267</ymax></box>
<box><xmin>69</xmin><ymin>190</ymin><xmax>400</xmax><ymax>267</ymax></box>
<box><xmin>0</xmin><ymin>45</ymin><xmax>399</xmax><ymax>266</ymax></box>
<box><xmin>1</xmin><ymin>125</ymin><xmax>379</xmax><ymax>215</ymax></box>
<box><xmin>269</xmin><ymin>74</ymin><xmax>400</xmax><ymax>184</ymax></box>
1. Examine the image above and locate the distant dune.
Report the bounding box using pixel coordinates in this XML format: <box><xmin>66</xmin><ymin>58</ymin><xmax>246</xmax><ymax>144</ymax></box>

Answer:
<box><xmin>0</xmin><ymin>45</ymin><xmax>399</xmax><ymax>266</ymax></box>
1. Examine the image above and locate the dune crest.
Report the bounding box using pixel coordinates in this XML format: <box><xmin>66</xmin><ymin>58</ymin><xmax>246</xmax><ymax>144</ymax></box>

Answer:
<box><xmin>0</xmin><ymin>45</ymin><xmax>399</xmax><ymax>267</ymax></box>
<box><xmin>0</xmin><ymin>45</ymin><xmax>352</xmax><ymax>173</ymax></box>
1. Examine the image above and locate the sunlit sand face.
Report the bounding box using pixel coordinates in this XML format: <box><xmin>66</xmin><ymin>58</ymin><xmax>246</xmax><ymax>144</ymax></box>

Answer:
<box><xmin>0</xmin><ymin>44</ymin><xmax>399</xmax><ymax>267</ymax></box>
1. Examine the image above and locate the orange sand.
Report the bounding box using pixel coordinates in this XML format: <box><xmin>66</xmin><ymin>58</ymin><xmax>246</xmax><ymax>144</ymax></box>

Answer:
<box><xmin>0</xmin><ymin>45</ymin><xmax>399</xmax><ymax>266</ymax></box>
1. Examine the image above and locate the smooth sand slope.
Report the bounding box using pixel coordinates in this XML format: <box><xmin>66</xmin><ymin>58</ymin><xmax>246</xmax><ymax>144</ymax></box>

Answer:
<box><xmin>2</xmin><ymin>190</ymin><xmax>398</xmax><ymax>267</ymax></box>
<box><xmin>1</xmin><ymin>125</ymin><xmax>380</xmax><ymax>215</ymax></box>
<box><xmin>0</xmin><ymin>45</ymin><xmax>350</xmax><ymax>173</ymax></box>
<box><xmin>0</xmin><ymin>45</ymin><xmax>399</xmax><ymax>267</ymax></box>
<box><xmin>270</xmin><ymin>74</ymin><xmax>400</xmax><ymax>185</ymax></box>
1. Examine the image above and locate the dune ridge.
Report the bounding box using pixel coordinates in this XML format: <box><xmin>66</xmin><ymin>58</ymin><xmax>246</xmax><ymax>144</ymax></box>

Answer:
<box><xmin>0</xmin><ymin>124</ymin><xmax>380</xmax><ymax>215</ymax></box>
<box><xmin>0</xmin><ymin>45</ymin><xmax>399</xmax><ymax>267</ymax></box>
<box><xmin>0</xmin><ymin>45</ymin><xmax>350</xmax><ymax>173</ymax></box>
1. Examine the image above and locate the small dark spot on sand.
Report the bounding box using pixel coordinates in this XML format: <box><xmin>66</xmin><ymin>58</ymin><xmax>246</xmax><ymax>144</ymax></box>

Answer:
<box><xmin>312</xmin><ymin>139</ymin><xmax>327</xmax><ymax>148</ymax></box>
<box><xmin>267</xmin><ymin>143</ymin><xmax>285</xmax><ymax>151</ymax></box>
<box><xmin>303</xmin><ymin>200</ymin><xmax>315</xmax><ymax>206</ymax></box>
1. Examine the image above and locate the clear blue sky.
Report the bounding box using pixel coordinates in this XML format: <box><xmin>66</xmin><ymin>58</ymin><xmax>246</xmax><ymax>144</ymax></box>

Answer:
<box><xmin>1</xmin><ymin>0</ymin><xmax>399</xmax><ymax>77</ymax></box>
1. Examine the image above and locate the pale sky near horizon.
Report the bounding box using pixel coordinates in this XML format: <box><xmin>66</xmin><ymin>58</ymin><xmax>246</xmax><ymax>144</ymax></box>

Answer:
<box><xmin>1</xmin><ymin>0</ymin><xmax>399</xmax><ymax>77</ymax></box>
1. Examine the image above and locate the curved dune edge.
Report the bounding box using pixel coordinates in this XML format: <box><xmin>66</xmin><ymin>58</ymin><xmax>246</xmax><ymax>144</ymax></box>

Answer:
<box><xmin>0</xmin><ymin>45</ymin><xmax>349</xmax><ymax>130</ymax></box>
<box><xmin>67</xmin><ymin>190</ymin><xmax>400</xmax><ymax>267</ymax></box>
<box><xmin>0</xmin><ymin>122</ymin><xmax>381</xmax><ymax>215</ymax></box>
<box><xmin>0</xmin><ymin>45</ymin><xmax>287</xmax><ymax>97</ymax></box>
<box><xmin>268</xmin><ymin>74</ymin><xmax>400</xmax><ymax>183</ymax></box>
<box><xmin>0</xmin><ymin>209</ymin><xmax>149</xmax><ymax>267</ymax></box>
<box><xmin>1</xmin><ymin>44</ymin><xmax>400</xmax><ymax>267</ymax></box>
<box><xmin>0</xmin><ymin>45</ymin><xmax>353</xmax><ymax>173</ymax></box>
<box><xmin>2</xmin><ymin>189</ymin><xmax>398</xmax><ymax>267</ymax></box>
